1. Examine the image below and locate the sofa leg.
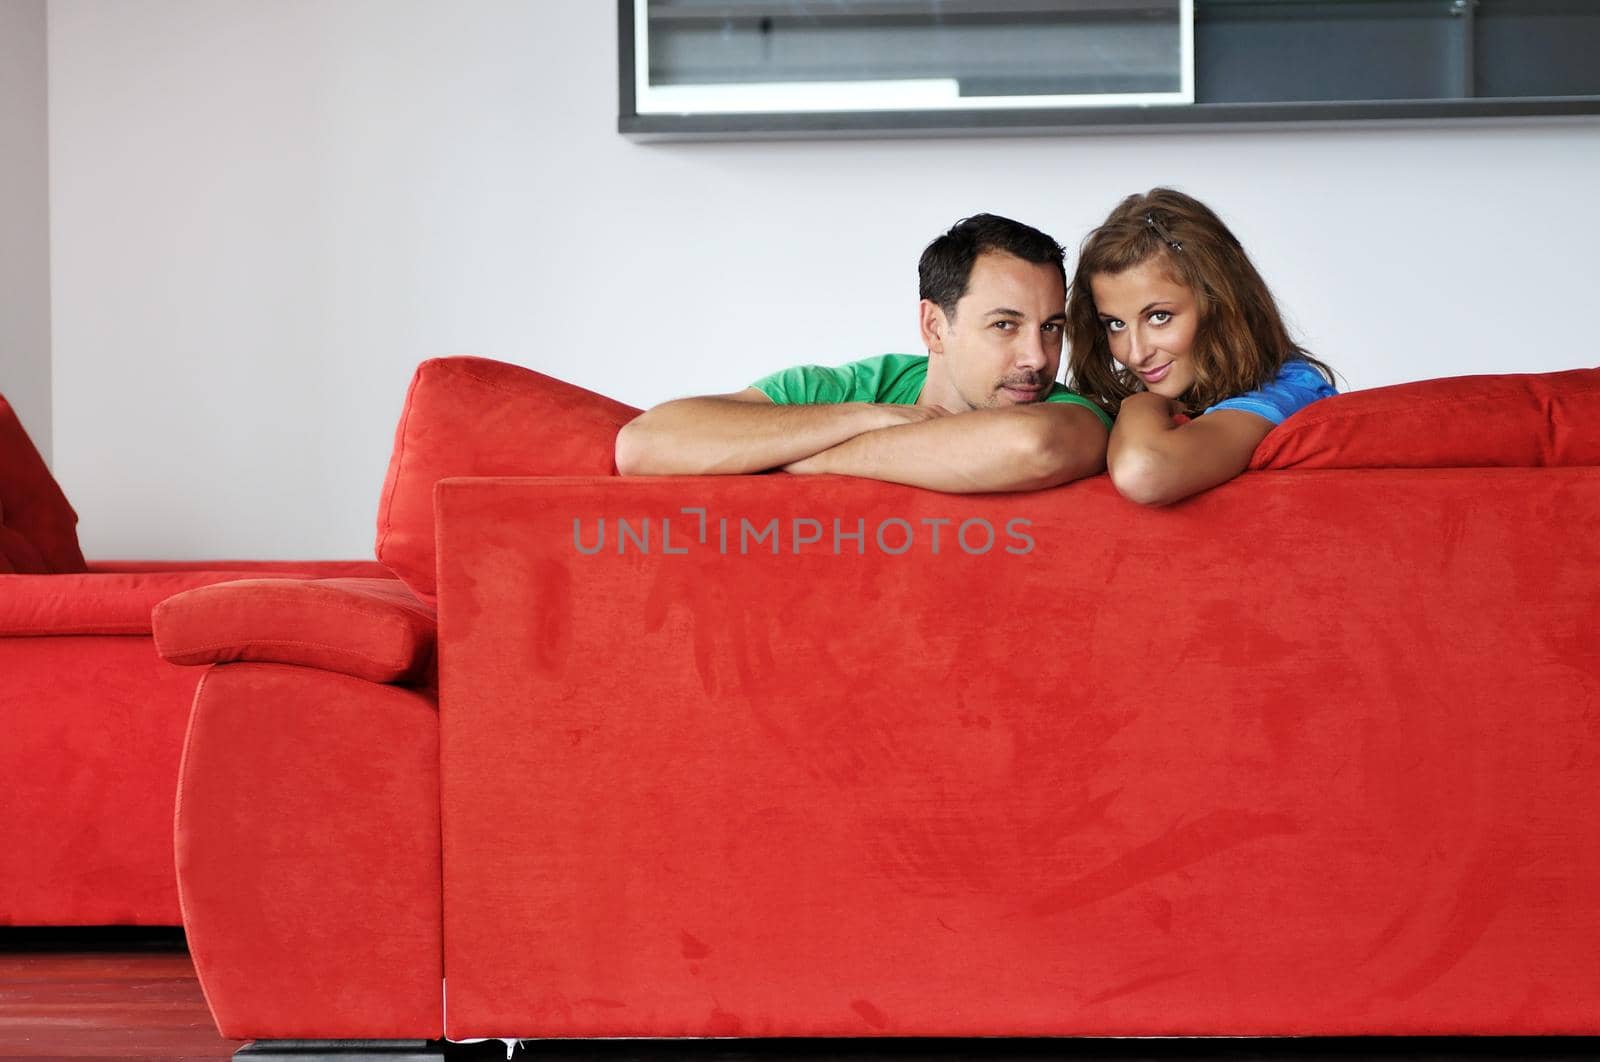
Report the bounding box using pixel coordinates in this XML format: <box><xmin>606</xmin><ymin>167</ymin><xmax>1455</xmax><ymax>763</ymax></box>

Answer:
<box><xmin>235</xmin><ymin>1042</ymin><xmax>449</xmax><ymax>1061</ymax></box>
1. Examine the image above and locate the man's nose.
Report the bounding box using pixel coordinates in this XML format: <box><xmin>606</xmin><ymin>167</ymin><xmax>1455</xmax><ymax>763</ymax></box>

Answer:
<box><xmin>1016</xmin><ymin>330</ymin><xmax>1048</xmax><ymax>370</ymax></box>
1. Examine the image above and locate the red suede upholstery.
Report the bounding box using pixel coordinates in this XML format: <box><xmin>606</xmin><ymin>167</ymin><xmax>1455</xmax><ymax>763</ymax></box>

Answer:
<box><xmin>0</xmin><ymin>565</ymin><xmax>411</xmax><ymax>927</ymax></box>
<box><xmin>0</xmin><ymin>524</ymin><xmax>47</xmax><ymax>573</ymax></box>
<box><xmin>164</xmin><ymin>363</ymin><xmax>1600</xmax><ymax>1041</ymax></box>
<box><xmin>0</xmin><ymin>389</ymin><xmax>403</xmax><ymax>927</ymax></box>
<box><xmin>374</xmin><ymin>357</ymin><xmax>639</xmax><ymax>604</ymax></box>
<box><xmin>153</xmin><ymin>577</ymin><xmax>436</xmax><ymax>685</ymax></box>
<box><xmin>433</xmin><ymin>471</ymin><xmax>1600</xmax><ymax>1038</ymax></box>
<box><xmin>87</xmin><ymin>559</ymin><xmax>393</xmax><ymax>577</ymax></box>
<box><xmin>176</xmin><ymin>663</ymin><xmax>442</xmax><ymax>1039</ymax></box>
<box><xmin>2</xmin><ymin>634</ymin><xmax>211</xmax><ymax>925</ymax></box>
<box><xmin>1251</xmin><ymin>366</ymin><xmax>1600</xmax><ymax>470</ymax></box>
<box><xmin>0</xmin><ymin>392</ymin><xmax>86</xmax><ymax>573</ymax></box>
<box><xmin>0</xmin><ymin>570</ymin><xmax>316</xmax><ymax>636</ymax></box>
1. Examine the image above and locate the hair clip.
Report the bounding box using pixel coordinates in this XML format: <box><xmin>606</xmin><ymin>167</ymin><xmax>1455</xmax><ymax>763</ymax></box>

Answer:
<box><xmin>1145</xmin><ymin>213</ymin><xmax>1183</xmax><ymax>253</ymax></box>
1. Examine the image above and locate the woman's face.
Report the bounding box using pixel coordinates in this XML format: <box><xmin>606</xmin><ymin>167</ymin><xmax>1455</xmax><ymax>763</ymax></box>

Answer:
<box><xmin>1089</xmin><ymin>260</ymin><xmax>1200</xmax><ymax>400</ymax></box>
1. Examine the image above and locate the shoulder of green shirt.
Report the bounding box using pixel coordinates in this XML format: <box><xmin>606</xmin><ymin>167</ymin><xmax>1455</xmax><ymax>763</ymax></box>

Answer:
<box><xmin>750</xmin><ymin>362</ymin><xmax>854</xmax><ymax>405</ymax></box>
<box><xmin>1044</xmin><ymin>386</ymin><xmax>1113</xmax><ymax>430</ymax></box>
<box><xmin>752</xmin><ymin>354</ymin><xmax>927</xmax><ymax>405</ymax></box>
<box><xmin>866</xmin><ymin>354</ymin><xmax>929</xmax><ymax>405</ymax></box>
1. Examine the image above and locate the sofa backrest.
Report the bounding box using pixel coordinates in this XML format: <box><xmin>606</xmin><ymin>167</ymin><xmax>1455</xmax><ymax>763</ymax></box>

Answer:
<box><xmin>0</xmin><ymin>393</ymin><xmax>87</xmax><ymax>574</ymax></box>
<box><xmin>374</xmin><ymin>357</ymin><xmax>641</xmax><ymax>604</ymax></box>
<box><xmin>1251</xmin><ymin>366</ymin><xmax>1600</xmax><ymax>470</ymax></box>
<box><xmin>373</xmin><ymin>359</ymin><xmax>1598</xmax><ymax>601</ymax></box>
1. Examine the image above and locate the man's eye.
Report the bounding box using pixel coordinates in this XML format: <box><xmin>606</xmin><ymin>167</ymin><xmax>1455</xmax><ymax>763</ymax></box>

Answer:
<box><xmin>1149</xmin><ymin>311</ymin><xmax>1172</xmax><ymax>326</ymax></box>
<box><xmin>1043</xmin><ymin>322</ymin><xmax>1063</xmax><ymax>334</ymax></box>
<box><xmin>993</xmin><ymin>320</ymin><xmax>1016</xmax><ymax>331</ymax></box>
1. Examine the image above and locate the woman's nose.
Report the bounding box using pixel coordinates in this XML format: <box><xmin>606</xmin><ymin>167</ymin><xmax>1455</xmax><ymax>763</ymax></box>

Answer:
<box><xmin>1125</xmin><ymin>329</ymin><xmax>1149</xmax><ymax>365</ymax></box>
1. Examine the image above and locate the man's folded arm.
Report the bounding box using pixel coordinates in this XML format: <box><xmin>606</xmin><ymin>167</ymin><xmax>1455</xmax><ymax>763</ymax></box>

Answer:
<box><xmin>783</xmin><ymin>402</ymin><xmax>1108</xmax><ymax>493</ymax></box>
<box><xmin>615</xmin><ymin>388</ymin><xmax>930</xmax><ymax>476</ymax></box>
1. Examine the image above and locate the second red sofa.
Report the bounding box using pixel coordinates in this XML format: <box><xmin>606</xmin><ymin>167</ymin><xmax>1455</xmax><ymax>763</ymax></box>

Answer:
<box><xmin>0</xmin><ymin>391</ymin><xmax>392</xmax><ymax>926</ymax></box>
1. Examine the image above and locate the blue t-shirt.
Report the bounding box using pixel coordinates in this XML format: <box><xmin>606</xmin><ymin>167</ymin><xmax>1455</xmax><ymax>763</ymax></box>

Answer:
<box><xmin>1202</xmin><ymin>359</ymin><xmax>1337</xmax><ymax>425</ymax></box>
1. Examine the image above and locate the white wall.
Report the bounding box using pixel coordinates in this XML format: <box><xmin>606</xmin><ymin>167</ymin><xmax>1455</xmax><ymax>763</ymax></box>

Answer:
<box><xmin>0</xmin><ymin>0</ymin><xmax>51</xmax><ymax>464</ymax></box>
<box><xmin>47</xmin><ymin>0</ymin><xmax>1600</xmax><ymax>560</ymax></box>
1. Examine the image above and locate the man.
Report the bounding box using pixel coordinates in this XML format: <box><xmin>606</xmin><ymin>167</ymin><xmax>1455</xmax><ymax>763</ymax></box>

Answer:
<box><xmin>614</xmin><ymin>214</ymin><xmax>1111</xmax><ymax>493</ymax></box>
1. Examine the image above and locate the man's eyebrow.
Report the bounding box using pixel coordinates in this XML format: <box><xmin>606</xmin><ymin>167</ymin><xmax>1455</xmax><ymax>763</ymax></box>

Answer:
<box><xmin>984</xmin><ymin>307</ymin><xmax>1067</xmax><ymax>322</ymax></box>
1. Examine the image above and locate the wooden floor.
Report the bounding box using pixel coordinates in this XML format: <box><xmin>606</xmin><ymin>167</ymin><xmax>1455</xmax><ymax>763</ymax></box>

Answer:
<box><xmin>0</xmin><ymin>930</ymin><xmax>239</xmax><ymax>1060</ymax></box>
<box><xmin>4</xmin><ymin>930</ymin><xmax>1600</xmax><ymax>1061</ymax></box>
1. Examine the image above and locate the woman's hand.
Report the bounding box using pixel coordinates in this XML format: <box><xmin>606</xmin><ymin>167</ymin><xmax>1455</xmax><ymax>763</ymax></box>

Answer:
<box><xmin>1119</xmin><ymin>391</ymin><xmax>1187</xmax><ymax>427</ymax></box>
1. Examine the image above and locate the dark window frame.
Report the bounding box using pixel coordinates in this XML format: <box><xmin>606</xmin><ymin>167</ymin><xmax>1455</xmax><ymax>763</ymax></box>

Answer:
<box><xmin>618</xmin><ymin>0</ymin><xmax>1600</xmax><ymax>139</ymax></box>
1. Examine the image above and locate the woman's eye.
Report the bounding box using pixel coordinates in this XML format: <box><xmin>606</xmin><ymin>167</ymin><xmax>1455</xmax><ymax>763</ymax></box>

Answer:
<box><xmin>1104</xmin><ymin>319</ymin><xmax>1125</xmax><ymax>333</ymax></box>
<box><xmin>1149</xmin><ymin>311</ymin><xmax>1172</xmax><ymax>326</ymax></box>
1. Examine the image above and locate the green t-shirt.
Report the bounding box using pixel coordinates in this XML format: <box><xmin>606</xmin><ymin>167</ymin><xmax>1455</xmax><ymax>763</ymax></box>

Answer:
<box><xmin>752</xmin><ymin>353</ymin><xmax>1111</xmax><ymax>429</ymax></box>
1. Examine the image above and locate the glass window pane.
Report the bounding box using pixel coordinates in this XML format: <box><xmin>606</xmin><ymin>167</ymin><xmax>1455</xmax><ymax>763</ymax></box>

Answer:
<box><xmin>1196</xmin><ymin>0</ymin><xmax>1463</xmax><ymax>104</ymax></box>
<box><xmin>636</xmin><ymin>0</ymin><xmax>1195</xmax><ymax>113</ymax></box>
<box><xmin>1476</xmin><ymin>0</ymin><xmax>1600</xmax><ymax>98</ymax></box>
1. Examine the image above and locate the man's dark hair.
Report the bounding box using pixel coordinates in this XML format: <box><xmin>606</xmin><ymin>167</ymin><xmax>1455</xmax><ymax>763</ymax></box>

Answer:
<box><xmin>918</xmin><ymin>213</ymin><xmax>1067</xmax><ymax>319</ymax></box>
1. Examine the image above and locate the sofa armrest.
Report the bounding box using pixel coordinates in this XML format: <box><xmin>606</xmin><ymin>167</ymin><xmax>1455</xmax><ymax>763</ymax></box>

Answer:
<box><xmin>177</xmin><ymin>663</ymin><xmax>442</xmax><ymax>1038</ymax></box>
<box><xmin>153</xmin><ymin>577</ymin><xmax>435</xmax><ymax>685</ymax></box>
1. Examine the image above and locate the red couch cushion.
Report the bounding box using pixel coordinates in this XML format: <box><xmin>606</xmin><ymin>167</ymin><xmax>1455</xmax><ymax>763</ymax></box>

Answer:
<box><xmin>0</xmin><ymin>570</ymin><xmax>318</xmax><ymax>636</ymax></box>
<box><xmin>153</xmin><ymin>577</ymin><xmax>436</xmax><ymax>685</ymax></box>
<box><xmin>0</xmin><ymin>524</ymin><xmax>47</xmax><ymax>573</ymax></box>
<box><xmin>88</xmin><ymin>558</ymin><xmax>395</xmax><ymax>577</ymax></box>
<box><xmin>374</xmin><ymin>357</ymin><xmax>640</xmax><ymax>604</ymax></box>
<box><xmin>0</xmin><ymin>393</ymin><xmax>87</xmax><ymax>573</ymax></box>
<box><xmin>1251</xmin><ymin>367</ymin><xmax>1600</xmax><ymax>470</ymax></box>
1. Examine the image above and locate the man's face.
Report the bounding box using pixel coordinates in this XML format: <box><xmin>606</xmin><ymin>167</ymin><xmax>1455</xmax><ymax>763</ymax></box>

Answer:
<box><xmin>920</xmin><ymin>251</ymin><xmax>1066</xmax><ymax>411</ymax></box>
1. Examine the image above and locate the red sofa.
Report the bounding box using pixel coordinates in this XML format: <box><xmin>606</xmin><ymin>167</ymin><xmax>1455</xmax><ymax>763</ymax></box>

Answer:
<box><xmin>155</xmin><ymin>359</ymin><xmax>1600</xmax><ymax>1055</ymax></box>
<box><xmin>0</xmin><ymin>392</ymin><xmax>391</xmax><ymax>926</ymax></box>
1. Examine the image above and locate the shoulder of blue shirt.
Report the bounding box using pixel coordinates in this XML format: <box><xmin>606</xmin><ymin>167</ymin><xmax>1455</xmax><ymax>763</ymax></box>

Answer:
<box><xmin>1202</xmin><ymin>359</ymin><xmax>1338</xmax><ymax>426</ymax></box>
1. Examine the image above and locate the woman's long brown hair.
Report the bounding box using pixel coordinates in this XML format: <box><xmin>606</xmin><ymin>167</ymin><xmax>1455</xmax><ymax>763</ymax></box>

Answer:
<box><xmin>1066</xmin><ymin>188</ymin><xmax>1335</xmax><ymax>417</ymax></box>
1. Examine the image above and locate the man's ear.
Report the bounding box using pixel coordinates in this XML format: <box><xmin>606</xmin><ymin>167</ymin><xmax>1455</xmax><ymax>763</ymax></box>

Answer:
<box><xmin>918</xmin><ymin>299</ymin><xmax>948</xmax><ymax>354</ymax></box>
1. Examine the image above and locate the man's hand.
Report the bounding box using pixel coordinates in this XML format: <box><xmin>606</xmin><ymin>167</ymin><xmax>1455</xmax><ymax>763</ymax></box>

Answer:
<box><xmin>783</xmin><ymin>402</ymin><xmax>1106</xmax><ymax>493</ymax></box>
<box><xmin>1120</xmin><ymin>391</ymin><xmax>1187</xmax><ymax>422</ymax></box>
<box><xmin>871</xmin><ymin>403</ymin><xmax>959</xmax><ymax>426</ymax></box>
<box><xmin>782</xmin><ymin>403</ymin><xmax>954</xmax><ymax>474</ymax></box>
